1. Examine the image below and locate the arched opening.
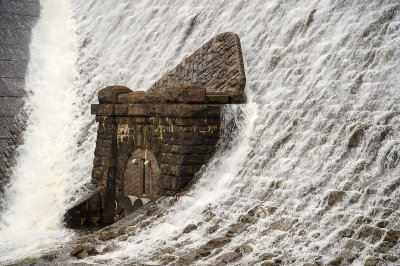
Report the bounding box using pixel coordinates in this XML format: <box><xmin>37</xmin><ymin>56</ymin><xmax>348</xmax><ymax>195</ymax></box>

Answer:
<box><xmin>124</xmin><ymin>149</ymin><xmax>160</xmax><ymax>199</ymax></box>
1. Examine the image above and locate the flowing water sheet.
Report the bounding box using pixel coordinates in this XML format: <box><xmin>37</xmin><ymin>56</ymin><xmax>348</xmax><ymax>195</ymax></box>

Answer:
<box><xmin>1</xmin><ymin>0</ymin><xmax>400</xmax><ymax>264</ymax></box>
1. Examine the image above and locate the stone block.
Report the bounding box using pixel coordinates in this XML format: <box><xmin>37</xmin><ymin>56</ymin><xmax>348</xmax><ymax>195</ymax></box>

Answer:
<box><xmin>174</xmin><ymin>117</ymin><xmax>220</xmax><ymax>126</ymax></box>
<box><xmin>98</xmin><ymin>86</ymin><xmax>132</xmax><ymax>103</ymax></box>
<box><xmin>174</xmin><ymin>125</ymin><xmax>197</xmax><ymax>132</ymax></box>
<box><xmin>95</xmin><ymin>139</ymin><xmax>112</xmax><ymax>147</ymax></box>
<box><xmin>356</xmin><ymin>225</ymin><xmax>384</xmax><ymax>243</ymax></box>
<box><xmin>158</xmin><ymin>175</ymin><xmax>193</xmax><ymax>191</ymax></box>
<box><xmin>162</xmin><ymin>144</ymin><xmax>206</xmax><ymax>154</ymax></box>
<box><xmin>327</xmin><ymin>190</ymin><xmax>346</xmax><ymax>207</ymax></box>
<box><xmin>127</xmin><ymin>104</ymin><xmax>153</xmax><ymax>116</ymax></box>
<box><xmin>91</xmin><ymin>104</ymin><xmax>114</xmax><ymax>115</ymax></box>
<box><xmin>154</xmin><ymin>104</ymin><xmax>173</xmax><ymax>116</ymax></box>
<box><xmin>178</xmin><ymin>104</ymin><xmax>208</xmax><ymax>117</ymax></box>
<box><xmin>207</xmin><ymin>104</ymin><xmax>223</xmax><ymax>117</ymax></box>
<box><xmin>97</xmin><ymin>123</ymin><xmax>106</xmax><ymax>134</ymax></box>
<box><xmin>100</xmin><ymin>157</ymin><xmax>116</xmax><ymax>167</ymax></box>
<box><xmin>383</xmin><ymin>229</ymin><xmax>400</xmax><ymax>244</ymax></box>
<box><xmin>93</xmin><ymin>156</ymin><xmax>102</xmax><ymax>166</ymax></box>
<box><xmin>161</xmin><ymin>137</ymin><xmax>218</xmax><ymax>146</ymax></box>
<box><xmin>160</xmin><ymin>163</ymin><xmax>202</xmax><ymax>176</ymax></box>
<box><xmin>96</xmin><ymin>132</ymin><xmax>114</xmax><ymax>141</ymax></box>
<box><xmin>116</xmin><ymin>117</ymin><xmax>130</xmax><ymax>124</ymax></box>
<box><xmin>94</xmin><ymin>147</ymin><xmax>111</xmax><ymax>157</ymax></box>
<box><xmin>206</xmin><ymin>94</ymin><xmax>230</xmax><ymax>104</ymax></box>
<box><xmin>230</xmin><ymin>92</ymin><xmax>247</xmax><ymax>103</ymax></box>
<box><xmin>95</xmin><ymin>116</ymin><xmax>115</xmax><ymax>123</ymax></box>
<box><xmin>118</xmin><ymin>91</ymin><xmax>146</xmax><ymax>103</ymax></box>
<box><xmin>118</xmin><ymin>90</ymin><xmax>166</xmax><ymax>104</ymax></box>
<box><xmin>131</xmin><ymin>117</ymin><xmax>148</xmax><ymax>124</ymax></box>
<box><xmin>91</xmin><ymin>166</ymin><xmax>107</xmax><ymax>182</ymax></box>
<box><xmin>114</xmin><ymin>104</ymin><xmax>128</xmax><ymax>115</ymax></box>
<box><xmin>162</xmin><ymin>130</ymin><xmax>219</xmax><ymax>140</ymax></box>
<box><xmin>157</xmin><ymin>188</ymin><xmax>179</xmax><ymax>196</ymax></box>
<box><xmin>184</xmin><ymin>85</ymin><xmax>206</xmax><ymax>103</ymax></box>
<box><xmin>267</xmin><ymin>217</ymin><xmax>299</xmax><ymax>232</ymax></box>
<box><xmin>103</xmin><ymin>125</ymin><xmax>115</xmax><ymax>136</ymax></box>
<box><xmin>165</xmin><ymin>85</ymin><xmax>185</xmax><ymax>102</ymax></box>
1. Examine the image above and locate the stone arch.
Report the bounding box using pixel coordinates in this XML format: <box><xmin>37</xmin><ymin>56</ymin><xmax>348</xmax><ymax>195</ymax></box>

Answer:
<box><xmin>124</xmin><ymin>148</ymin><xmax>160</xmax><ymax>199</ymax></box>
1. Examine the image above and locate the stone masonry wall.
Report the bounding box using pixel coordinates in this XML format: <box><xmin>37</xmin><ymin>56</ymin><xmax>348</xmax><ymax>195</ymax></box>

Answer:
<box><xmin>150</xmin><ymin>32</ymin><xmax>246</xmax><ymax>103</ymax></box>
<box><xmin>0</xmin><ymin>0</ymin><xmax>40</xmax><ymax>198</ymax></box>
<box><xmin>66</xmin><ymin>33</ymin><xmax>246</xmax><ymax>227</ymax></box>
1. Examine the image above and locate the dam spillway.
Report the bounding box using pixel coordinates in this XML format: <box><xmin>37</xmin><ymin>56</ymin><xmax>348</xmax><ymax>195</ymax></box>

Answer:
<box><xmin>1</xmin><ymin>0</ymin><xmax>400</xmax><ymax>265</ymax></box>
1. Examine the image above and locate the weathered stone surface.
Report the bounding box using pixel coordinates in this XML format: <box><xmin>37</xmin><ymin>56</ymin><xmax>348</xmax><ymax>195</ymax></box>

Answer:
<box><xmin>338</xmin><ymin>251</ymin><xmax>358</xmax><ymax>263</ymax></box>
<box><xmin>338</xmin><ymin>228</ymin><xmax>355</xmax><ymax>238</ymax></box>
<box><xmin>260</xmin><ymin>252</ymin><xmax>279</xmax><ymax>261</ymax></box>
<box><xmin>343</xmin><ymin>239</ymin><xmax>366</xmax><ymax>251</ymax></box>
<box><xmin>382</xmin><ymin>254</ymin><xmax>398</xmax><ymax>262</ymax></box>
<box><xmin>208</xmin><ymin>225</ymin><xmax>219</xmax><ymax>234</ymax></box>
<box><xmin>87</xmin><ymin>247</ymin><xmax>99</xmax><ymax>256</ymax></box>
<box><xmin>226</xmin><ymin>222</ymin><xmax>247</xmax><ymax>236</ymax></box>
<box><xmin>160</xmin><ymin>255</ymin><xmax>176</xmax><ymax>264</ymax></box>
<box><xmin>356</xmin><ymin>225</ymin><xmax>384</xmax><ymax>243</ymax></box>
<box><xmin>179</xmin><ymin>251</ymin><xmax>201</xmax><ymax>263</ymax></box>
<box><xmin>234</xmin><ymin>244</ymin><xmax>253</xmax><ymax>254</ymax></box>
<box><xmin>41</xmin><ymin>254</ymin><xmax>57</xmax><ymax>262</ymax></box>
<box><xmin>364</xmin><ymin>257</ymin><xmax>380</xmax><ymax>266</ymax></box>
<box><xmin>199</xmin><ymin>249</ymin><xmax>211</xmax><ymax>257</ymax></box>
<box><xmin>0</xmin><ymin>0</ymin><xmax>40</xmax><ymax>202</ymax></box>
<box><xmin>217</xmin><ymin>252</ymin><xmax>242</xmax><ymax>263</ymax></box>
<box><xmin>326</xmin><ymin>190</ymin><xmax>346</xmax><ymax>207</ymax></box>
<box><xmin>149</xmin><ymin>32</ymin><xmax>246</xmax><ymax>103</ymax></box>
<box><xmin>91</xmin><ymin>104</ymin><xmax>115</xmax><ymax>115</ymax></box>
<box><xmin>201</xmin><ymin>236</ymin><xmax>232</xmax><ymax>250</ymax></box>
<box><xmin>266</xmin><ymin>217</ymin><xmax>299</xmax><ymax>232</ymax></box>
<box><xmin>66</xmin><ymin>33</ymin><xmax>246</xmax><ymax>228</ymax></box>
<box><xmin>98</xmin><ymin>86</ymin><xmax>132</xmax><ymax>103</ymax></box>
<box><xmin>207</xmin><ymin>94</ymin><xmax>231</xmax><ymax>104</ymax></box>
<box><xmin>158</xmin><ymin>175</ymin><xmax>193</xmax><ymax>191</ymax></box>
<box><xmin>183</xmin><ymin>224</ymin><xmax>198</xmax><ymax>234</ymax></box>
<box><xmin>70</xmin><ymin>245</ymin><xmax>86</xmax><ymax>257</ymax></box>
<box><xmin>383</xmin><ymin>229</ymin><xmax>400</xmax><ymax>244</ymax></box>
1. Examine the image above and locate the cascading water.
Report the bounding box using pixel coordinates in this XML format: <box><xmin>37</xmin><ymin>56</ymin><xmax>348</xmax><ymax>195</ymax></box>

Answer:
<box><xmin>0</xmin><ymin>0</ymin><xmax>85</xmax><ymax>263</ymax></box>
<box><xmin>1</xmin><ymin>0</ymin><xmax>400</xmax><ymax>264</ymax></box>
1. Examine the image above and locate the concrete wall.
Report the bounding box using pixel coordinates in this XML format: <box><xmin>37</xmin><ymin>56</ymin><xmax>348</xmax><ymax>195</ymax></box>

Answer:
<box><xmin>0</xmin><ymin>0</ymin><xmax>40</xmax><ymax>195</ymax></box>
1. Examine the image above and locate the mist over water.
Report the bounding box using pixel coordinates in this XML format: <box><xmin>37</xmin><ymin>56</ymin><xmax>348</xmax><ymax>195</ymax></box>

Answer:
<box><xmin>1</xmin><ymin>0</ymin><xmax>400</xmax><ymax>264</ymax></box>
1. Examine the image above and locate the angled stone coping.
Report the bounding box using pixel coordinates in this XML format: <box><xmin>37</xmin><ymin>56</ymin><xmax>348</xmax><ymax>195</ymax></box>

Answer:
<box><xmin>149</xmin><ymin>32</ymin><xmax>246</xmax><ymax>103</ymax></box>
<box><xmin>91</xmin><ymin>84</ymin><xmax>233</xmax><ymax>117</ymax></box>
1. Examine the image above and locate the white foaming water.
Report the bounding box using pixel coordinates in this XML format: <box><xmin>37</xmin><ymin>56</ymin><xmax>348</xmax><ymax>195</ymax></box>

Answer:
<box><xmin>70</xmin><ymin>0</ymin><xmax>400</xmax><ymax>264</ymax></box>
<box><xmin>0</xmin><ymin>0</ymin><xmax>82</xmax><ymax>263</ymax></box>
<box><xmin>1</xmin><ymin>0</ymin><xmax>400</xmax><ymax>264</ymax></box>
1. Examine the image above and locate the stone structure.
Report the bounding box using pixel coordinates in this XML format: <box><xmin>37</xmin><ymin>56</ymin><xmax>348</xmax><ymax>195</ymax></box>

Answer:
<box><xmin>0</xmin><ymin>0</ymin><xmax>40</xmax><ymax>199</ymax></box>
<box><xmin>149</xmin><ymin>32</ymin><xmax>246</xmax><ymax>103</ymax></box>
<box><xmin>65</xmin><ymin>32</ymin><xmax>246</xmax><ymax>227</ymax></box>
